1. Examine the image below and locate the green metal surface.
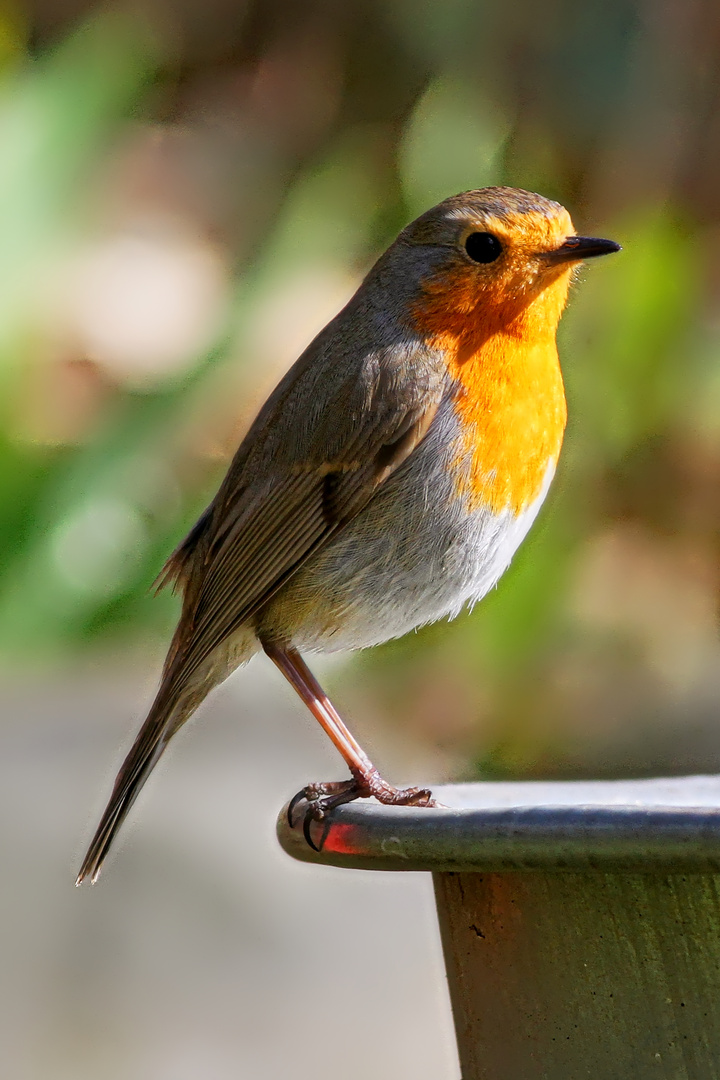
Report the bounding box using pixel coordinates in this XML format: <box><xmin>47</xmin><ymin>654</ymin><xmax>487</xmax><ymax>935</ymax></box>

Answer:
<box><xmin>277</xmin><ymin>777</ymin><xmax>720</xmax><ymax>1079</ymax></box>
<box><xmin>436</xmin><ymin>870</ymin><xmax>720</xmax><ymax>1080</ymax></box>
<box><xmin>277</xmin><ymin>776</ymin><xmax>720</xmax><ymax>872</ymax></box>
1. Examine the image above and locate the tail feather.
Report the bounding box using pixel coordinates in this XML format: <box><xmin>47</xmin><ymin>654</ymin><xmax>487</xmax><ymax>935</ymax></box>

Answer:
<box><xmin>76</xmin><ymin>695</ymin><xmax>180</xmax><ymax>885</ymax></box>
<box><xmin>77</xmin><ymin>626</ymin><xmax>257</xmax><ymax>885</ymax></box>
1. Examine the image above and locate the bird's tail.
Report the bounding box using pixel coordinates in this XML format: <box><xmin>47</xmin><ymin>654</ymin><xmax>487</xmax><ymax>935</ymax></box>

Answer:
<box><xmin>76</xmin><ymin>688</ymin><xmax>186</xmax><ymax>885</ymax></box>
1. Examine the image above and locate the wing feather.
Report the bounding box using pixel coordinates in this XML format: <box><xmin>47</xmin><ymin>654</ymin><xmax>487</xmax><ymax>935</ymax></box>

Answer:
<box><xmin>163</xmin><ymin>353</ymin><xmax>446</xmax><ymax>694</ymax></box>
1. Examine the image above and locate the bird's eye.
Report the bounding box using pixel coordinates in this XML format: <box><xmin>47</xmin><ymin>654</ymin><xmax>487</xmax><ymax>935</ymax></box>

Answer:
<box><xmin>464</xmin><ymin>231</ymin><xmax>503</xmax><ymax>264</ymax></box>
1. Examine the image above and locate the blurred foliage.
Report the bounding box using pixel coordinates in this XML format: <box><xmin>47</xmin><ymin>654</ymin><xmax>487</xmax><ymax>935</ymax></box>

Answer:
<box><xmin>4</xmin><ymin>0</ymin><xmax>720</xmax><ymax>778</ymax></box>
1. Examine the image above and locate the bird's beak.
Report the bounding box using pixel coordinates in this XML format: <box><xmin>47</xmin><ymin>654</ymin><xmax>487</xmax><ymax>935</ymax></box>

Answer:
<box><xmin>543</xmin><ymin>235</ymin><xmax>621</xmax><ymax>264</ymax></box>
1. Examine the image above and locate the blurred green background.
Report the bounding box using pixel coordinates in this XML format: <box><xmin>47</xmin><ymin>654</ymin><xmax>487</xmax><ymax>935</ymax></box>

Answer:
<box><xmin>8</xmin><ymin>0</ymin><xmax>720</xmax><ymax>782</ymax></box>
<box><xmin>4</xmin><ymin>3</ymin><xmax>720</xmax><ymax>1078</ymax></box>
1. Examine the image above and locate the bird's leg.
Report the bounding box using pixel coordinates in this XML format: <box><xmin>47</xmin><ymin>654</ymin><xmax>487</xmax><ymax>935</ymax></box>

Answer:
<box><xmin>262</xmin><ymin>641</ymin><xmax>435</xmax><ymax>844</ymax></box>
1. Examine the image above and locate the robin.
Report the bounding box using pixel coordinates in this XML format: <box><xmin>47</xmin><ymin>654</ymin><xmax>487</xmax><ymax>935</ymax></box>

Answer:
<box><xmin>76</xmin><ymin>186</ymin><xmax>619</xmax><ymax>882</ymax></box>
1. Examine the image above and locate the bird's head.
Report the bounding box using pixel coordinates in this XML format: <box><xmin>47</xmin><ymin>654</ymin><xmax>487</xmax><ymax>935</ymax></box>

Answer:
<box><xmin>399</xmin><ymin>187</ymin><xmax>619</xmax><ymax>349</ymax></box>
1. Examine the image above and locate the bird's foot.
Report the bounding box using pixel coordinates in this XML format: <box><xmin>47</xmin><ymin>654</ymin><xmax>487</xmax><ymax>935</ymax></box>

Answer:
<box><xmin>288</xmin><ymin>769</ymin><xmax>436</xmax><ymax>851</ymax></box>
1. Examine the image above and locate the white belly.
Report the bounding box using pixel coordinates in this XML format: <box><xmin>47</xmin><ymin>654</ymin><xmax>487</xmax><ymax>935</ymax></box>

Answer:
<box><xmin>258</xmin><ymin>415</ymin><xmax>556</xmax><ymax>653</ymax></box>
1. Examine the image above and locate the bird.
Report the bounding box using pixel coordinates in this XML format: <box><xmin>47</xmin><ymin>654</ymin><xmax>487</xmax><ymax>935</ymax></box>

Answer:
<box><xmin>76</xmin><ymin>186</ymin><xmax>619</xmax><ymax>883</ymax></box>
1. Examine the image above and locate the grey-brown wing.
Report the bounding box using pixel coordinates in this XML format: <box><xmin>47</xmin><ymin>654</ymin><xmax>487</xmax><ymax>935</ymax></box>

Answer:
<box><xmin>167</xmin><ymin>387</ymin><xmax>443</xmax><ymax>691</ymax></box>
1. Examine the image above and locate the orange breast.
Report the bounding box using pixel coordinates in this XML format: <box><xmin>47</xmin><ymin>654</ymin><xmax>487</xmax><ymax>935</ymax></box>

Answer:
<box><xmin>413</xmin><ymin>270</ymin><xmax>569</xmax><ymax>516</ymax></box>
<box><xmin>448</xmin><ymin>330</ymin><xmax>566</xmax><ymax>515</ymax></box>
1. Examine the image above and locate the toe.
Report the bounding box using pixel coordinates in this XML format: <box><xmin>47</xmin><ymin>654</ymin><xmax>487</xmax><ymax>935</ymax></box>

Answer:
<box><xmin>407</xmin><ymin>787</ymin><xmax>435</xmax><ymax>807</ymax></box>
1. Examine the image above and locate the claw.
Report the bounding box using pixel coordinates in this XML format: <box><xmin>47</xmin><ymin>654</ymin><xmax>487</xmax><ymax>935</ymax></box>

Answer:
<box><xmin>303</xmin><ymin>809</ymin><xmax>325</xmax><ymax>852</ymax></box>
<box><xmin>287</xmin><ymin>788</ymin><xmax>308</xmax><ymax>828</ymax></box>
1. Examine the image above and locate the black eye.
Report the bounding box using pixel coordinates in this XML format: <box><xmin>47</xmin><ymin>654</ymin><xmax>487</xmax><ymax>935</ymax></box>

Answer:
<box><xmin>464</xmin><ymin>231</ymin><xmax>503</xmax><ymax>264</ymax></box>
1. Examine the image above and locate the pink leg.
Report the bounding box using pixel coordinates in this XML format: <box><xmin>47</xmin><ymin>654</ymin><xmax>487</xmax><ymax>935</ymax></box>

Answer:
<box><xmin>262</xmin><ymin>641</ymin><xmax>435</xmax><ymax>845</ymax></box>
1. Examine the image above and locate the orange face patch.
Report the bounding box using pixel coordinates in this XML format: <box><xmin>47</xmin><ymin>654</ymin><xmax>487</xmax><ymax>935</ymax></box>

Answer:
<box><xmin>411</xmin><ymin>212</ymin><xmax>573</xmax><ymax>516</ymax></box>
